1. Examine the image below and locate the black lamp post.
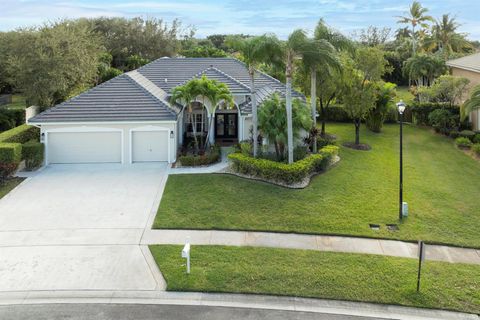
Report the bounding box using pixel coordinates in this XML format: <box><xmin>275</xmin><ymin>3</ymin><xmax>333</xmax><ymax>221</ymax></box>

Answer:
<box><xmin>397</xmin><ymin>100</ymin><xmax>406</xmax><ymax>220</ymax></box>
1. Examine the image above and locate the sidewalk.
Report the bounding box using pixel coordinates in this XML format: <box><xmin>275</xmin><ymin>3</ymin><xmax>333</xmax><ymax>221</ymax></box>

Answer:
<box><xmin>141</xmin><ymin>229</ymin><xmax>480</xmax><ymax>265</ymax></box>
<box><xmin>0</xmin><ymin>291</ymin><xmax>477</xmax><ymax>320</ymax></box>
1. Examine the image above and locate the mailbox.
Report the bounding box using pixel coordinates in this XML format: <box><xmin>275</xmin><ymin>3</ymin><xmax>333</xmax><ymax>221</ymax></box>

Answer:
<box><xmin>182</xmin><ymin>242</ymin><xmax>191</xmax><ymax>274</ymax></box>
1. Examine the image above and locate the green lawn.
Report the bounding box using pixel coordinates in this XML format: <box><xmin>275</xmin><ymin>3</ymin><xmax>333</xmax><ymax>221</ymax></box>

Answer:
<box><xmin>0</xmin><ymin>178</ymin><xmax>24</xmax><ymax>199</ymax></box>
<box><xmin>155</xmin><ymin>123</ymin><xmax>480</xmax><ymax>248</ymax></box>
<box><xmin>150</xmin><ymin>245</ymin><xmax>480</xmax><ymax>314</ymax></box>
<box><xmin>396</xmin><ymin>86</ymin><xmax>415</xmax><ymax>105</ymax></box>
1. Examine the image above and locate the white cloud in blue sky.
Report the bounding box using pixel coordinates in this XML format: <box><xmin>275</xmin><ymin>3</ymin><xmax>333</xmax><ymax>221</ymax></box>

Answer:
<box><xmin>1</xmin><ymin>0</ymin><xmax>479</xmax><ymax>40</ymax></box>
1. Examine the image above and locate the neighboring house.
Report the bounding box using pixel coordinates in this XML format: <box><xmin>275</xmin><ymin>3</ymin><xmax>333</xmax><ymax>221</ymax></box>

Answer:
<box><xmin>28</xmin><ymin>57</ymin><xmax>302</xmax><ymax>165</ymax></box>
<box><xmin>446</xmin><ymin>52</ymin><xmax>480</xmax><ymax>130</ymax></box>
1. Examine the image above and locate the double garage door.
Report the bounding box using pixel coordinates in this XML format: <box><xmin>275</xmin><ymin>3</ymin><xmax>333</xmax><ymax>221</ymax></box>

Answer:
<box><xmin>47</xmin><ymin>129</ymin><xmax>169</xmax><ymax>164</ymax></box>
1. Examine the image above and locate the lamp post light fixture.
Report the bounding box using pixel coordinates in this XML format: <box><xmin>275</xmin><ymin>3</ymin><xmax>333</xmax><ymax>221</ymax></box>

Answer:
<box><xmin>397</xmin><ymin>100</ymin><xmax>406</xmax><ymax>220</ymax></box>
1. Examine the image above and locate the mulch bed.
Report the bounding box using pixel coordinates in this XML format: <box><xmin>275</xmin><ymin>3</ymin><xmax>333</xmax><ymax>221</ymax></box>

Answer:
<box><xmin>342</xmin><ymin>142</ymin><xmax>371</xmax><ymax>151</ymax></box>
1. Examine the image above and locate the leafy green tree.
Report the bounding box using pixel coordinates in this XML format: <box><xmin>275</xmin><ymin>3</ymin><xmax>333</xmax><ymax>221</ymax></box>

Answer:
<box><xmin>258</xmin><ymin>94</ymin><xmax>311</xmax><ymax>160</ymax></box>
<box><xmin>181</xmin><ymin>45</ymin><xmax>227</xmax><ymax>58</ymax></box>
<box><xmin>226</xmin><ymin>34</ymin><xmax>282</xmax><ymax>158</ymax></box>
<box><xmin>417</xmin><ymin>75</ymin><xmax>469</xmax><ymax>106</ymax></box>
<box><xmin>7</xmin><ymin>21</ymin><xmax>102</xmax><ymax>107</ymax></box>
<box><xmin>403</xmin><ymin>54</ymin><xmax>446</xmax><ymax>87</ymax></box>
<box><xmin>365</xmin><ymin>82</ymin><xmax>397</xmax><ymax>133</ymax></box>
<box><xmin>125</xmin><ymin>54</ymin><xmax>150</xmax><ymax>70</ymax></box>
<box><xmin>342</xmin><ymin>47</ymin><xmax>389</xmax><ymax>145</ymax></box>
<box><xmin>396</xmin><ymin>1</ymin><xmax>434</xmax><ymax>55</ymax></box>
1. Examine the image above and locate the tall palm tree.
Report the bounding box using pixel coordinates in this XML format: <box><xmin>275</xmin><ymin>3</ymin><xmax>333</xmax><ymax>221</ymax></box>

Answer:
<box><xmin>282</xmin><ymin>29</ymin><xmax>310</xmax><ymax>164</ymax></box>
<box><xmin>403</xmin><ymin>54</ymin><xmax>445</xmax><ymax>87</ymax></box>
<box><xmin>429</xmin><ymin>14</ymin><xmax>472</xmax><ymax>59</ymax></box>
<box><xmin>201</xmin><ymin>76</ymin><xmax>235</xmax><ymax>148</ymax></box>
<box><xmin>397</xmin><ymin>1</ymin><xmax>433</xmax><ymax>55</ymax></box>
<box><xmin>462</xmin><ymin>85</ymin><xmax>480</xmax><ymax>120</ymax></box>
<box><xmin>226</xmin><ymin>34</ymin><xmax>281</xmax><ymax>157</ymax></box>
<box><xmin>301</xmin><ymin>38</ymin><xmax>339</xmax><ymax>152</ymax></box>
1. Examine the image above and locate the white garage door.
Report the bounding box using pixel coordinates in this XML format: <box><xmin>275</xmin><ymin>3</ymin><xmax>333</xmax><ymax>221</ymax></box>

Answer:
<box><xmin>48</xmin><ymin>131</ymin><xmax>122</xmax><ymax>164</ymax></box>
<box><xmin>132</xmin><ymin>131</ymin><xmax>168</xmax><ymax>162</ymax></box>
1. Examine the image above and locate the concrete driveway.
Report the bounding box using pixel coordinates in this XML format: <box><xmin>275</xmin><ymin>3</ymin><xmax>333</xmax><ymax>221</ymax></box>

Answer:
<box><xmin>0</xmin><ymin>163</ymin><xmax>168</xmax><ymax>291</ymax></box>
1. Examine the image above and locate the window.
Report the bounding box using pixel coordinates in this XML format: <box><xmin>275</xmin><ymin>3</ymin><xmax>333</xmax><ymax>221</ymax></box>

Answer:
<box><xmin>186</xmin><ymin>113</ymin><xmax>205</xmax><ymax>133</ymax></box>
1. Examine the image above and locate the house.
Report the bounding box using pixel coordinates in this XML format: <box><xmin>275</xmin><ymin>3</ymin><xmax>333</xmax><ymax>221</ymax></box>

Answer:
<box><xmin>446</xmin><ymin>52</ymin><xmax>480</xmax><ymax>130</ymax></box>
<box><xmin>28</xmin><ymin>57</ymin><xmax>302</xmax><ymax>165</ymax></box>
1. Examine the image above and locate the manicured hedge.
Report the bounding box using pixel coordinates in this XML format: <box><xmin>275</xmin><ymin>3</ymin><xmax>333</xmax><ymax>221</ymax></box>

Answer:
<box><xmin>455</xmin><ymin>137</ymin><xmax>472</xmax><ymax>149</ymax></box>
<box><xmin>0</xmin><ymin>125</ymin><xmax>41</xmax><ymax>181</ymax></box>
<box><xmin>0</xmin><ymin>124</ymin><xmax>39</xmax><ymax>143</ymax></box>
<box><xmin>178</xmin><ymin>145</ymin><xmax>221</xmax><ymax>167</ymax></box>
<box><xmin>410</xmin><ymin>102</ymin><xmax>459</xmax><ymax>126</ymax></box>
<box><xmin>228</xmin><ymin>146</ymin><xmax>339</xmax><ymax>185</ymax></box>
<box><xmin>22</xmin><ymin>141</ymin><xmax>44</xmax><ymax>170</ymax></box>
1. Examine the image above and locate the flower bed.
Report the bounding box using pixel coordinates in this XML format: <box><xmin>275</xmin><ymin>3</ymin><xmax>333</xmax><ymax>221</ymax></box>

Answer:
<box><xmin>177</xmin><ymin>144</ymin><xmax>221</xmax><ymax>167</ymax></box>
<box><xmin>227</xmin><ymin>145</ymin><xmax>339</xmax><ymax>187</ymax></box>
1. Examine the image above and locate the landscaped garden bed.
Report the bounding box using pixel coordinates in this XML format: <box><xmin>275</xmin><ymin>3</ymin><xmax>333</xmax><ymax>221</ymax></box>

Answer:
<box><xmin>227</xmin><ymin>145</ymin><xmax>339</xmax><ymax>188</ymax></box>
<box><xmin>154</xmin><ymin>123</ymin><xmax>480</xmax><ymax>248</ymax></box>
<box><xmin>177</xmin><ymin>143</ymin><xmax>221</xmax><ymax>167</ymax></box>
<box><xmin>150</xmin><ymin>245</ymin><xmax>480</xmax><ymax>314</ymax></box>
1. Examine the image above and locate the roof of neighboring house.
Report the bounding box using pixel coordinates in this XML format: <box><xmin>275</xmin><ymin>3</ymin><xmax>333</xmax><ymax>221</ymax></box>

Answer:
<box><xmin>29</xmin><ymin>74</ymin><xmax>177</xmax><ymax>123</ymax></box>
<box><xmin>29</xmin><ymin>57</ymin><xmax>303</xmax><ymax>123</ymax></box>
<box><xmin>446</xmin><ymin>53</ymin><xmax>480</xmax><ymax>73</ymax></box>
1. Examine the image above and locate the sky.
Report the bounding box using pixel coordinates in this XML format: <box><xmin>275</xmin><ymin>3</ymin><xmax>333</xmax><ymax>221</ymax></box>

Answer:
<box><xmin>1</xmin><ymin>0</ymin><xmax>480</xmax><ymax>40</ymax></box>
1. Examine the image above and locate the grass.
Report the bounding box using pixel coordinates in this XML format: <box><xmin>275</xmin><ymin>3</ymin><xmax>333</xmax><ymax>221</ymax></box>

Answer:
<box><xmin>0</xmin><ymin>177</ymin><xmax>24</xmax><ymax>199</ymax></box>
<box><xmin>150</xmin><ymin>245</ymin><xmax>480</xmax><ymax>314</ymax></box>
<box><xmin>2</xmin><ymin>94</ymin><xmax>26</xmax><ymax>110</ymax></box>
<box><xmin>396</xmin><ymin>86</ymin><xmax>415</xmax><ymax>105</ymax></box>
<box><xmin>155</xmin><ymin>123</ymin><xmax>480</xmax><ymax>248</ymax></box>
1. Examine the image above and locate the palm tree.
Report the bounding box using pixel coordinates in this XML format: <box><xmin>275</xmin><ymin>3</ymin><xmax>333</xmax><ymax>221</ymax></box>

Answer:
<box><xmin>403</xmin><ymin>54</ymin><xmax>446</xmax><ymax>87</ymax></box>
<box><xmin>301</xmin><ymin>38</ymin><xmax>339</xmax><ymax>152</ymax></box>
<box><xmin>282</xmin><ymin>29</ymin><xmax>310</xmax><ymax>163</ymax></box>
<box><xmin>226</xmin><ymin>34</ymin><xmax>281</xmax><ymax>157</ymax></box>
<box><xmin>201</xmin><ymin>76</ymin><xmax>235</xmax><ymax>148</ymax></box>
<box><xmin>171</xmin><ymin>79</ymin><xmax>202</xmax><ymax>154</ymax></box>
<box><xmin>462</xmin><ymin>85</ymin><xmax>480</xmax><ymax>120</ymax></box>
<box><xmin>429</xmin><ymin>14</ymin><xmax>472</xmax><ymax>59</ymax></box>
<box><xmin>397</xmin><ymin>1</ymin><xmax>433</xmax><ymax>55</ymax></box>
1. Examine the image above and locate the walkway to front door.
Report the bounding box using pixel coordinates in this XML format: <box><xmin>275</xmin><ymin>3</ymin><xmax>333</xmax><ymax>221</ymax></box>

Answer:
<box><xmin>215</xmin><ymin>113</ymin><xmax>237</xmax><ymax>144</ymax></box>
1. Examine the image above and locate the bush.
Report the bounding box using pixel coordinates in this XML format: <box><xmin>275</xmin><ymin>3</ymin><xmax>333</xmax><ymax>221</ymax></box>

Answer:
<box><xmin>293</xmin><ymin>145</ymin><xmax>308</xmax><ymax>162</ymax></box>
<box><xmin>459</xmin><ymin>130</ymin><xmax>475</xmax><ymax>140</ymax></box>
<box><xmin>427</xmin><ymin>108</ymin><xmax>459</xmax><ymax>134</ymax></box>
<box><xmin>472</xmin><ymin>144</ymin><xmax>480</xmax><ymax>156</ymax></box>
<box><xmin>473</xmin><ymin>134</ymin><xmax>480</xmax><ymax>144</ymax></box>
<box><xmin>316</xmin><ymin>135</ymin><xmax>336</xmax><ymax>149</ymax></box>
<box><xmin>0</xmin><ymin>109</ymin><xmax>25</xmax><ymax>132</ymax></box>
<box><xmin>228</xmin><ymin>146</ymin><xmax>338</xmax><ymax>185</ymax></box>
<box><xmin>179</xmin><ymin>144</ymin><xmax>221</xmax><ymax>166</ymax></box>
<box><xmin>449</xmin><ymin>130</ymin><xmax>460</xmax><ymax>139</ymax></box>
<box><xmin>22</xmin><ymin>141</ymin><xmax>44</xmax><ymax>170</ymax></box>
<box><xmin>0</xmin><ymin>124</ymin><xmax>39</xmax><ymax>143</ymax></box>
<box><xmin>455</xmin><ymin>137</ymin><xmax>472</xmax><ymax>149</ymax></box>
<box><xmin>411</xmin><ymin>102</ymin><xmax>459</xmax><ymax>126</ymax></box>
<box><xmin>320</xmin><ymin>105</ymin><xmax>350</xmax><ymax>122</ymax></box>
<box><xmin>0</xmin><ymin>143</ymin><xmax>22</xmax><ymax>181</ymax></box>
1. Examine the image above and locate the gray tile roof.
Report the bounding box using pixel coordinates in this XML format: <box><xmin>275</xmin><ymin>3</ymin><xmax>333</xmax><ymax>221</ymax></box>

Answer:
<box><xmin>138</xmin><ymin>57</ymin><xmax>303</xmax><ymax>97</ymax></box>
<box><xmin>446</xmin><ymin>53</ymin><xmax>480</xmax><ymax>73</ymax></box>
<box><xmin>29</xmin><ymin>74</ymin><xmax>177</xmax><ymax>123</ymax></box>
<box><xmin>30</xmin><ymin>57</ymin><xmax>304</xmax><ymax>123</ymax></box>
<box><xmin>239</xmin><ymin>86</ymin><xmax>279</xmax><ymax>114</ymax></box>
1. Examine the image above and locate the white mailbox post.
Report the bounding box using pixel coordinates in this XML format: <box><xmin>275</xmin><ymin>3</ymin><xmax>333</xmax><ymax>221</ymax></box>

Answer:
<box><xmin>182</xmin><ymin>242</ymin><xmax>191</xmax><ymax>274</ymax></box>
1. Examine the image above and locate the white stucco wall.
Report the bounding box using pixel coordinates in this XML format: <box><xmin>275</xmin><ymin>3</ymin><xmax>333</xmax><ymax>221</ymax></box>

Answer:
<box><xmin>38</xmin><ymin>121</ymin><xmax>178</xmax><ymax>164</ymax></box>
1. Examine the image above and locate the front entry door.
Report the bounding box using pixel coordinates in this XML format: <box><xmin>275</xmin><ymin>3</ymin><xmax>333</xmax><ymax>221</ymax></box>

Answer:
<box><xmin>215</xmin><ymin>113</ymin><xmax>238</xmax><ymax>139</ymax></box>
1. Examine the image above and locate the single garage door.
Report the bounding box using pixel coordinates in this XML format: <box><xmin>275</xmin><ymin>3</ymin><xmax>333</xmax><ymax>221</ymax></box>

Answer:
<box><xmin>48</xmin><ymin>131</ymin><xmax>122</xmax><ymax>164</ymax></box>
<box><xmin>132</xmin><ymin>130</ymin><xmax>168</xmax><ymax>162</ymax></box>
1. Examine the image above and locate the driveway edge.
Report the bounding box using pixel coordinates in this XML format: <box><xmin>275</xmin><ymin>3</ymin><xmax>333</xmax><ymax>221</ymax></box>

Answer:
<box><xmin>0</xmin><ymin>291</ymin><xmax>477</xmax><ymax>320</ymax></box>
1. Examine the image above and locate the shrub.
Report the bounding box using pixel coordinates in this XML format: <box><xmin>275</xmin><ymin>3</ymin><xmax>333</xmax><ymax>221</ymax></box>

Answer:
<box><xmin>411</xmin><ymin>102</ymin><xmax>458</xmax><ymax>126</ymax></box>
<box><xmin>320</xmin><ymin>105</ymin><xmax>350</xmax><ymax>122</ymax></box>
<box><xmin>449</xmin><ymin>130</ymin><xmax>460</xmax><ymax>139</ymax></box>
<box><xmin>228</xmin><ymin>146</ymin><xmax>338</xmax><ymax>185</ymax></box>
<box><xmin>0</xmin><ymin>124</ymin><xmax>39</xmax><ymax>143</ymax></box>
<box><xmin>0</xmin><ymin>109</ymin><xmax>25</xmax><ymax>132</ymax></box>
<box><xmin>0</xmin><ymin>143</ymin><xmax>22</xmax><ymax>181</ymax></box>
<box><xmin>459</xmin><ymin>130</ymin><xmax>475</xmax><ymax>140</ymax></box>
<box><xmin>455</xmin><ymin>137</ymin><xmax>472</xmax><ymax>149</ymax></box>
<box><xmin>22</xmin><ymin>141</ymin><xmax>44</xmax><ymax>170</ymax></box>
<box><xmin>179</xmin><ymin>144</ymin><xmax>221</xmax><ymax>166</ymax></box>
<box><xmin>316</xmin><ymin>135</ymin><xmax>336</xmax><ymax>149</ymax></box>
<box><xmin>473</xmin><ymin>134</ymin><xmax>480</xmax><ymax>144</ymax></box>
<box><xmin>428</xmin><ymin>108</ymin><xmax>458</xmax><ymax>134</ymax></box>
<box><xmin>472</xmin><ymin>144</ymin><xmax>480</xmax><ymax>156</ymax></box>
<box><xmin>239</xmin><ymin>141</ymin><xmax>252</xmax><ymax>156</ymax></box>
<box><xmin>293</xmin><ymin>145</ymin><xmax>308</xmax><ymax>162</ymax></box>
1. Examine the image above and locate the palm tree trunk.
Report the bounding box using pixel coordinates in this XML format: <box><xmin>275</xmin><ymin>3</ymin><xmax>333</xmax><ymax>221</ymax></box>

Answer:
<box><xmin>250</xmin><ymin>67</ymin><xmax>258</xmax><ymax>157</ymax></box>
<box><xmin>286</xmin><ymin>56</ymin><xmax>294</xmax><ymax>164</ymax></box>
<box><xmin>310</xmin><ymin>67</ymin><xmax>317</xmax><ymax>153</ymax></box>
<box><xmin>412</xmin><ymin>24</ymin><xmax>416</xmax><ymax>55</ymax></box>
<box><xmin>204</xmin><ymin>112</ymin><xmax>215</xmax><ymax>149</ymax></box>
